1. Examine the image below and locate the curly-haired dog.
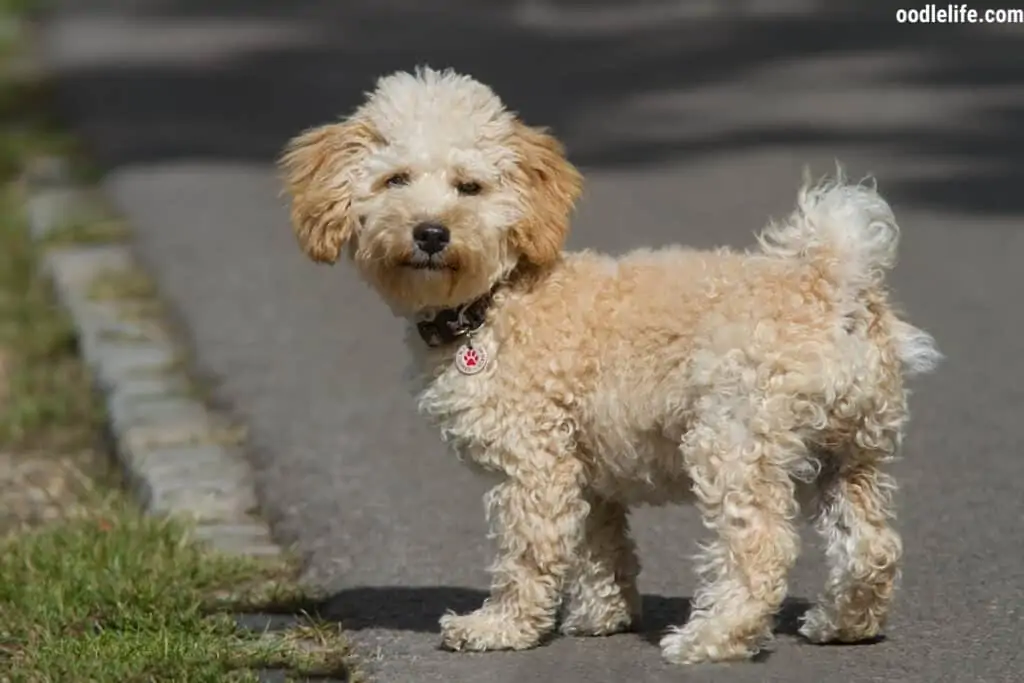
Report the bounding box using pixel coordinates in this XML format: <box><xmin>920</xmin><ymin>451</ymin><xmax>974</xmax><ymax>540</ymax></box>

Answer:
<box><xmin>278</xmin><ymin>67</ymin><xmax>940</xmax><ymax>664</ymax></box>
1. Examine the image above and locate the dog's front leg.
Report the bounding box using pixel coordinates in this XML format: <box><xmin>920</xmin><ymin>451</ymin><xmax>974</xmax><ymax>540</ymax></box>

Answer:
<box><xmin>440</xmin><ymin>454</ymin><xmax>588</xmax><ymax>652</ymax></box>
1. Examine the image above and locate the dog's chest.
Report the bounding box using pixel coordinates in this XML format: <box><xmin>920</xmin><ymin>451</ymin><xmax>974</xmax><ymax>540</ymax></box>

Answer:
<box><xmin>410</xmin><ymin>337</ymin><xmax>511</xmax><ymax>474</ymax></box>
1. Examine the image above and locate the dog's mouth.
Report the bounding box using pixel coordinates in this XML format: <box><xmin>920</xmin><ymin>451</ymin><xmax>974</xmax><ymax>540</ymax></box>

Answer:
<box><xmin>399</xmin><ymin>258</ymin><xmax>457</xmax><ymax>272</ymax></box>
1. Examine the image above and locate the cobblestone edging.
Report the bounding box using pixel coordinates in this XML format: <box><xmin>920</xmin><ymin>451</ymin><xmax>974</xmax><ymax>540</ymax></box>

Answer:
<box><xmin>24</xmin><ymin>157</ymin><xmax>282</xmax><ymax>557</ymax></box>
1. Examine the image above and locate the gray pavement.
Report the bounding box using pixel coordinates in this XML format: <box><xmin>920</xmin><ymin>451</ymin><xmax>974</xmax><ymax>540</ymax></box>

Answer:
<box><xmin>40</xmin><ymin>1</ymin><xmax>1024</xmax><ymax>681</ymax></box>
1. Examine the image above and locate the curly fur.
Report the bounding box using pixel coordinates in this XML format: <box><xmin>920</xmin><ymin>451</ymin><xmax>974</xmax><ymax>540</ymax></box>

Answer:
<box><xmin>279</xmin><ymin>67</ymin><xmax>941</xmax><ymax>664</ymax></box>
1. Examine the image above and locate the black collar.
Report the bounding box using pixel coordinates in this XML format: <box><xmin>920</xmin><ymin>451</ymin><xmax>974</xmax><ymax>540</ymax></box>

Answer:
<box><xmin>415</xmin><ymin>292</ymin><xmax>493</xmax><ymax>348</ymax></box>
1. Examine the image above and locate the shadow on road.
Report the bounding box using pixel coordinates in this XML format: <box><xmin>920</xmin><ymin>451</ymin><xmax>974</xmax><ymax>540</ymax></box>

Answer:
<box><xmin>47</xmin><ymin>0</ymin><xmax>1024</xmax><ymax>216</ymax></box>
<box><xmin>309</xmin><ymin>585</ymin><xmax>813</xmax><ymax>643</ymax></box>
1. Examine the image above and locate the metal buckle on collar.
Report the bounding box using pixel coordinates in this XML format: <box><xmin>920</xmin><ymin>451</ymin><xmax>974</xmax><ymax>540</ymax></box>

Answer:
<box><xmin>415</xmin><ymin>295</ymin><xmax>490</xmax><ymax>348</ymax></box>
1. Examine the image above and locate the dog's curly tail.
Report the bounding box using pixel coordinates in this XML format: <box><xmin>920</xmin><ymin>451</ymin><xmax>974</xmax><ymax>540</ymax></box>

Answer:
<box><xmin>757</xmin><ymin>166</ymin><xmax>941</xmax><ymax>377</ymax></box>
<box><xmin>757</xmin><ymin>166</ymin><xmax>900</xmax><ymax>293</ymax></box>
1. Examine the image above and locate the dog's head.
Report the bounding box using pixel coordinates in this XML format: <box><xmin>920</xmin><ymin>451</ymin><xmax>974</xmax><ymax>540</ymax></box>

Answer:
<box><xmin>279</xmin><ymin>66</ymin><xmax>582</xmax><ymax>313</ymax></box>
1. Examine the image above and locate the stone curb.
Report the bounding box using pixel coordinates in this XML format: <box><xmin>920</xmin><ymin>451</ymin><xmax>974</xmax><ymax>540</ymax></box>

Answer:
<box><xmin>24</xmin><ymin>157</ymin><xmax>283</xmax><ymax>558</ymax></box>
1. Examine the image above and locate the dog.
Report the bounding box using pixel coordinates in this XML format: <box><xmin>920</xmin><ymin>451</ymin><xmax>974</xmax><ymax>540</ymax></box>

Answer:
<box><xmin>278</xmin><ymin>66</ymin><xmax>940</xmax><ymax>664</ymax></box>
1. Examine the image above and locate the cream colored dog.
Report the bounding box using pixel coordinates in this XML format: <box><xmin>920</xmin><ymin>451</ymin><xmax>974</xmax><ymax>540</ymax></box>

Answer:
<box><xmin>279</xmin><ymin>67</ymin><xmax>940</xmax><ymax>664</ymax></box>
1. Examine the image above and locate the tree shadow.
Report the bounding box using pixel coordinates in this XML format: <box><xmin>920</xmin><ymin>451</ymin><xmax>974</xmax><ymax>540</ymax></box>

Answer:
<box><xmin>43</xmin><ymin>0</ymin><xmax>1024</xmax><ymax>216</ymax></box>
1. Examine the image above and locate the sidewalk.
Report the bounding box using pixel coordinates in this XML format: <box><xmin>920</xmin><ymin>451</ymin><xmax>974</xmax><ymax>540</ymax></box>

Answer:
<box><xmin>40</xmin><ymin>1</ymin><xmax>1024</xmax><ymax>681</ymax></box>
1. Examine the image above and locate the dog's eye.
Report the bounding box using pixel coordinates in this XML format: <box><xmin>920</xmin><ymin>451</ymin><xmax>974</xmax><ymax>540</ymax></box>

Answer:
<box><xmin>456</xmin><ymin>181</ymin><xmax>483</xmax><ymax>196</ymax></box>
<box><xmin>385</xmin><ymin>172</ymin><xmax>410</xmax><ymax>188</ymax></box>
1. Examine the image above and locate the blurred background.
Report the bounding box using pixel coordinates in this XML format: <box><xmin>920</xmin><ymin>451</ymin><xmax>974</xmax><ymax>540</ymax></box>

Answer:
<box><xmin>32</xmin><ymin>1</ymin><xmax>1024</xmax><ymax>681</ymax></box>
<box><xmin>42</xmin><ymin>0</ymin><xmax>1024</xmax><ymax>216</ymax></box>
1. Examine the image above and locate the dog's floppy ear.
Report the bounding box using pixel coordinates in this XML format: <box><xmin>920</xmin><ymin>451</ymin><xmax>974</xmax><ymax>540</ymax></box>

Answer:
<box><xmin>279</xmin><ymin>119</ymin><xmax>380</xmax><ymax>263</ymax></box>
<box><xmin>508</xmin><ymin>122</ymin><xmax>583</xmax><ymax>267</ymax></box>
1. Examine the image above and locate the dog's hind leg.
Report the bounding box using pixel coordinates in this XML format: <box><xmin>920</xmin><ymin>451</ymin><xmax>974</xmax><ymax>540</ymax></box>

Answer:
<box><xmin>799</xmin><ymin>451</ymin><xmax>903</xmax><ymax>644</ymax></box>
<box><xmin>560</xmin><ymin>497</ymin><xmax>641</xmax><ymax>637</ymax></box>
<box><xmin>660</xmin><ymin>396</ymin><xmax>803</xmax><ymax>664</ymax></box>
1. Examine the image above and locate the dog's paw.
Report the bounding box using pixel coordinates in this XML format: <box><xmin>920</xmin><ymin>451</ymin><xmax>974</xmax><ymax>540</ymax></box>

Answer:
<box><xmin>798</xmin><ymin>605</ymin><xmax>838</xmax><ymax>643</ymax></box>
<box><xmin>659</xmin><ymin>621</ymin><xmax>761</xmax><ymax>665</ymax></box>
<box><xmin>559</xmin><ymin>603</ymin><xmax>636</xmax><ymax>637</ymax></box>
<box><xmin>439</xmin><ymin>609</ymin><xmax>541</xmax><ymax>652</ymax></box>
<box><xmin>798</xmin><ymin>604</ymin><xmax>884</xmax><ymax>644</ymax></box>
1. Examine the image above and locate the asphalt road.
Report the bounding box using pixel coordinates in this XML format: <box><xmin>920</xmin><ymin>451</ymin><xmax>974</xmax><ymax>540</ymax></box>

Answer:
<box><xmin>40</xmin><ymin>1</ymin><xmax>1024</xmax><ymax>681</ymax></box>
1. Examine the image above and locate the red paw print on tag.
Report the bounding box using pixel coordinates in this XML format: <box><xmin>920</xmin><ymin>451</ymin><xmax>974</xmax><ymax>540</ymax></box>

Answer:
<box><xmin>455</xmin><ymin>343</ymin><xmax>487</xmax><ymax>375</ymax></box>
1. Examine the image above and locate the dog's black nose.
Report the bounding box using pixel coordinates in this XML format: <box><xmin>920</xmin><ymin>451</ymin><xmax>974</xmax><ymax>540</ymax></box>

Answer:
<box><xmin>412</xmin><ymin>222</ymin><xmax>450</xmax><ymax>255</ymax></box>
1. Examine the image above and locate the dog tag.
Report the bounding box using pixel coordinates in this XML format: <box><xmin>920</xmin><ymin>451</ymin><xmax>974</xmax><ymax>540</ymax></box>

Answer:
<box><xmin>454</xmin><ymin>341</ymin><xmax>488</xmax><ymax>375</ymax></box>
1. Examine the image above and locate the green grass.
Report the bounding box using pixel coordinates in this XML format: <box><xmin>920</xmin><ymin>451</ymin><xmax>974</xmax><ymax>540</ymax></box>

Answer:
<box><xmin>0</xmin><ymin>506</ymin><xmax>354</xmax><ymax>682</ymax></box>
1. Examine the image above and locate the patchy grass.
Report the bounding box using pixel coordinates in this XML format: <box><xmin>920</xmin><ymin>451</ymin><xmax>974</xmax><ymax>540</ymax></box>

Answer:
<box><xmin>0</xmin><ymin>16</ymin><xmax>98</xmax><ymax>449</ymax></box>
<box><xmin>0</xmin><ymin>6</ymin><xmax>357</xmax><ymax>682</ymax></box>
<box><xmin>86</xmin><ymin>267</ymin><xmax>159</xmax><ymax>302</ymax></box>
<box><xmin>0</xmin><ymin>185</ymin><xmax>106</xmax><ymax>451</ymax></box>
<box><xmin>0</xmin><ymin>80</ymin><xmax>78</xmax><ymax>179</ymax></box>
<box><xmin>0</xmin><ymin>507</ymin><xmax>355</xmax><ymax>682</ymax></box>
<box><xmin>83</xmin><ymin>265</ymin><xmax>170</xmax><ymax>328</ymax></box>
<box><xmin>0</xmin><ymin>0</ymin><xmax>43</xmax><ymax>16</ymax></box>
<box><xmin>0</xmin><ymin>185</ymin><xmax>356</xmax><ymax>679</ymax></box>
<box><xmin>40</xmin><ymin>217</ymin><xmax>131</xmax><ymax>247</ymax></box>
